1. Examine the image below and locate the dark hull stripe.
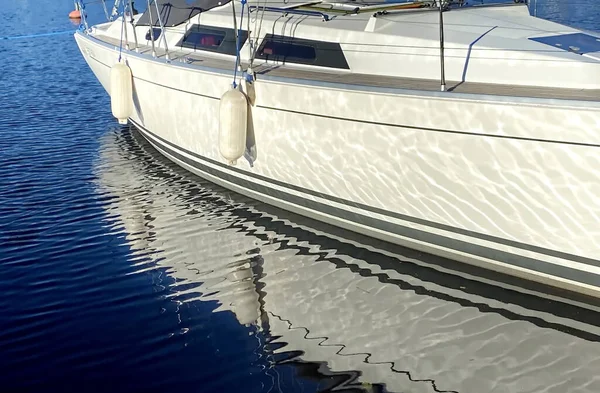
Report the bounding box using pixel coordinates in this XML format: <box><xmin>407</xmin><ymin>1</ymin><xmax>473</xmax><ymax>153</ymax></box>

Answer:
<box><xmin>128</xmin><ymin>117</ymin><xmax>600</xmax><ymax>269</ymax></box>
<box><xmin>132</xmin><ymin>119</ymin><xmax>600</xmax><ymax>291</ymax></box>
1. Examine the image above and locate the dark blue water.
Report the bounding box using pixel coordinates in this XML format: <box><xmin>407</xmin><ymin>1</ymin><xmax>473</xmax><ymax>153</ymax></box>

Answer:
<box><xmin>1</xmin><ymin>1</ymin><xmax>600</xmax><ymax>393</ymax></box>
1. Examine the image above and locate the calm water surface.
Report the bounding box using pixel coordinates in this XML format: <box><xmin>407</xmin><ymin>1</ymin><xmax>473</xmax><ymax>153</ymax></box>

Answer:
<box><xmin>1</xmin><ymin>1</ymin><xmax>600</xmax><ymax>392</ymax></box>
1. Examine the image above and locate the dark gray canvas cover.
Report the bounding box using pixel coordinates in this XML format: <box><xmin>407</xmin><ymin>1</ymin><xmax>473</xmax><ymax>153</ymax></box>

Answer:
<box><xmin>136</xmin><ymin>0</ymin><xmax>231</xmax><ymax>27</ymax></box>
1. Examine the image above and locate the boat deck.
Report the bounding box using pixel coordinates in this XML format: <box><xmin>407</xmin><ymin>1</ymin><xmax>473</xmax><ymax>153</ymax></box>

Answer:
<box><xmin>96</xmin><ymin>34</ymin><xmax>600</xmax><ymax>102</ymax></box>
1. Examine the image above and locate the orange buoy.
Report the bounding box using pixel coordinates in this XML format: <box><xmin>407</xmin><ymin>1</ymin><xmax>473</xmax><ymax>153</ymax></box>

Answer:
<box><xmin>69</xmin><ymin>9</ymin><xmax>81</xmax><ymax>19</ymax></box>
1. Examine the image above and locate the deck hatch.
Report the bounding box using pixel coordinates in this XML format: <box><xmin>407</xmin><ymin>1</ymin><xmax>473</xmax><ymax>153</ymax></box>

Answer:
<box><xmin>256</xmin><ymin>34</ymin><xmax>349</xmax><ymax>69</ymax></box>
<box><xmin>529</xmin><ymin>33</ymin><xmax>600</xmax><ymax>55</ymax></box>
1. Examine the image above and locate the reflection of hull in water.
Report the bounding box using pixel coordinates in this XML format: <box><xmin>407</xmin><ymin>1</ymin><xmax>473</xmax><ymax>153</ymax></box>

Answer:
<box><xmin>95</xmin><ymin>128</ymin><xmax>600</xmax><ymax>393</ymax></box>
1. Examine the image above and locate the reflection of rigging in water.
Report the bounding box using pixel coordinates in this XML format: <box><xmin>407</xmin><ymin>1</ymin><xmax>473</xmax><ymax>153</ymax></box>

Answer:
<box><xmin>95</xmin><ymin>126</ymin><xmax>600</xmax><ymax>393</ymax></box>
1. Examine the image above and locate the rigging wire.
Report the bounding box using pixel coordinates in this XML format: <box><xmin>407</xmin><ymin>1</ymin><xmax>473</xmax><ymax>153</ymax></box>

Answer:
<box><xmin>119</xmin><ymin>0</ymin><xmax>126</xmax><ymax>61</ymax></box>
<box><xmin>232</xmin><ymin>0</ymin><xmax>248</xmax><ymax>88</ymax></box>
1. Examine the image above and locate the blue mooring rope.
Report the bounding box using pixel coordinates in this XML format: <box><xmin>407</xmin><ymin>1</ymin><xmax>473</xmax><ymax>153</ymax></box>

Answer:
<box><xmin>233</xmin><ymin>0</ymin><xmax>247</xmax><ymax>88</ymax></box>
<box><xmin>0</xmin><ymin>30</ymin><xmax>74</xmax><ymax>40</ymax></box>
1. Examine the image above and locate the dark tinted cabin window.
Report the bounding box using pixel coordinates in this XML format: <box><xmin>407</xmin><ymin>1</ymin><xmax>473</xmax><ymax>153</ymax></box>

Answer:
<box><xmin>260</xmin><ymin>40</ymin><xmax>316</xmax><ymax>62</ymax></box>
<box><xmin>256</xmin><ymin>34</ymin><xmax>349</xmax><ymax>69</ymax></box>
<box><xmin>178</xmin><ymin>25</ymin><xmax>248</xmax><ymax>56</ymax></box>
<box><xmin>183</xmin><ymin>30</ymin><xmax>225</xmax><ymax>49</ymax></box>
<box><xmin>145</xmin><ymin>27</ymin><xmax>161</xmax><ymax>41</ymax></box>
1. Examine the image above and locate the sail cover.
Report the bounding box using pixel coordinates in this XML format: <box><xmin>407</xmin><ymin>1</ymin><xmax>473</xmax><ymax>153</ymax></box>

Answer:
<box><xmin>136</xmin><ymin>0</ymin><xmax>232</xmax><ymax>27</ymax></box>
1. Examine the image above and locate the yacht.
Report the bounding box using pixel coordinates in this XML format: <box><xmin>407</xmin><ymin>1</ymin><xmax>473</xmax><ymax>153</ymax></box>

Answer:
<box><xmin>75</xmin><ymin>0</ymin><xmax>600</xmax><ymax>298</ymax></box>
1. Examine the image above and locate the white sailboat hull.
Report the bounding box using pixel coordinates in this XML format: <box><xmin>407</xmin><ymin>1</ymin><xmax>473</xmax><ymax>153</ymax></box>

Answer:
<box><xmin>76</xmin><ymin>31</ymin><xmax>600</xmax><ymax>298</ymax></box>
